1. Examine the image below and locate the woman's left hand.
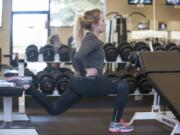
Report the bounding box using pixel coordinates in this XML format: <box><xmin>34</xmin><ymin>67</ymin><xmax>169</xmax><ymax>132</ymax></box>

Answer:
<box><xmin>85</xmin><ymin>68</ymin><xmax>97</xmax><ymax>77</ymax></box>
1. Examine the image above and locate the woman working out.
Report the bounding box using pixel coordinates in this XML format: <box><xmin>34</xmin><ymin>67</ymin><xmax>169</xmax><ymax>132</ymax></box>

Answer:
<box><xmin>26</xmin><ymin>9</ymin><xmax>134</xmax><ymax>133</ymax></box>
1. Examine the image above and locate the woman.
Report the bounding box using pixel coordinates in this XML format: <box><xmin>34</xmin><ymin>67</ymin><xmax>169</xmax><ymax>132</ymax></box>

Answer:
<box><xmin>26</xmin><ymin>9</ymin><xmax>134</xmax><ymax>133</ymax></box>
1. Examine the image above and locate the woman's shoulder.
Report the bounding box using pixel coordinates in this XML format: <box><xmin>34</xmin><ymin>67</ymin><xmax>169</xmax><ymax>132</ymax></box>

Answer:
<box><xmin>84</xmin><ymin>32</ymin><xmax>103</xmax><ymax>46</ymax></box>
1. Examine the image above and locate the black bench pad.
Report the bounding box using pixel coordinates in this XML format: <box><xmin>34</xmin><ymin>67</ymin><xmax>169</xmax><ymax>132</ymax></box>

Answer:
<box><xmin>148</xmin><ymin>73</ymin><xmax>180</xmax><ymax>122</ymax></box>
<box><xmin>0</xmin><ymin>87</ymin><xmax>23</xmax><ymax>97</ymax></box>
<box><xmin>138</xmin><ymin>51</ymin><xmax>180</xmax><ymax>73</ymax></box>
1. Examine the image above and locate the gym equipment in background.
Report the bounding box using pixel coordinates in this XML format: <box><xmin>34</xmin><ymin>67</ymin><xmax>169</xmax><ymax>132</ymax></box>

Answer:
<box><xmin>117</xmin><ymin>42</ymin><xmax>133</xmax><ymax>61</ymax></box>
<box><xmin>134</xmin><ymin>71</ymin><xmax>152</xmax><ymax>94</ymax></box>
<box><xmin>40</xmin><ymin>44</ymin><xmax>55</xmax><ymax>62</ymax></box>
<box><xmin>133</xmin><ymin>42</ymin><xmax>150</xmax><ymax>51</ymax></box>
<box><xmin>104</xmin><ymin>19</ymin><xmax>118</xmax><ymax>62</ymax></box>
<box><xmin>58</xmin><ymin>45</ymin><xmax>71</xmax><ymax>62</ymax></box>
<box><xmin>56</xmin><ymin>68</ymin><xmax>74</xmax><ymax>95</ymax></box>
<box><xmin>116</xmin><ymin>15</ymin><xmax>128</xmax><ymax>45</ymax></box>
<box><xmin>36</xmin><ymin>71</ymin><xmax>56</xmax><ymax>95</ymax></box>
<box><xmin>165</xmin><ymin>42</ymin><xmax>180</xmax><ymax>52</ymax></box>
<box><xmin>152</xmin><ymin>43</ymin><xmax>165</xmax><ymax>51</ymax></box>
<box><xmin>25</xmin><ymin>44</ymin><xmax>39</xmax><ymax>62</ymax></box>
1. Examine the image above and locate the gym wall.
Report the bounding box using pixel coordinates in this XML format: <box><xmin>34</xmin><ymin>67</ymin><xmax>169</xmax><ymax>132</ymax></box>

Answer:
<box><xmin>0</xmin><ymin>0</ymin><xmax>11</xmax><ymax>65</ymax></box>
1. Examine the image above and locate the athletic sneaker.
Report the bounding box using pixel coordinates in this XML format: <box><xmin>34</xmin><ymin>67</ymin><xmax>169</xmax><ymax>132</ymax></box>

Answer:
<box><xmin>109</xmin><ymin>121</ymin><xmax>134</xmax><ymax>133</ymax></box>
<box><xmin>120</xmin><ymin>118</ymin><xmax>130</xmax><ymax>125</ymax></box>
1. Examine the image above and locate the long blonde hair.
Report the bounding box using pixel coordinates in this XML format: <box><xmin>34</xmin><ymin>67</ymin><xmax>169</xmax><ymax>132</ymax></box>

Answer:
<box><xmin>73</xmin><ymin>9</ymin><xmax>101</xmax><ymax>50</ymax></box>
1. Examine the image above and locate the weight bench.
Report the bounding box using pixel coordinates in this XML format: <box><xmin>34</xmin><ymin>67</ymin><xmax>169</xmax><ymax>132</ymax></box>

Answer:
<box><xmin>0</xmin><ymin>86</ymin><xmax>24</xmax><ymax>125</ymax></box>
<box><xmin>129</xmin><ymin>51</ymin><xmax>180</xmax><ymax>135</ymax></box>
<box><xmin>0</xmin><ymin>86</ymin><xmax>38</xmax><ymax>135</ymax></box>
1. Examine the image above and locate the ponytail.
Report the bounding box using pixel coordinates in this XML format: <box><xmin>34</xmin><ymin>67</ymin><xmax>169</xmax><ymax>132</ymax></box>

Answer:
<box><xmin>73</xmin><ymin>16</ymin><xmax>84</xmax><ymax>51</ymax></box>
<box><xmin>73</xmin><ymin>9</ymin><xmax>102</xmax><ymax>51</ymax></box>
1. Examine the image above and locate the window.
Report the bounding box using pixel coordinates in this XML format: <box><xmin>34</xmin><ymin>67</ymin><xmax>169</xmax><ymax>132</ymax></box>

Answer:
<box><xmin>0</xmin><ymin>0</ymin><xmax>2</xmax><ymax>27</ymax></box>
<box><xmin>50</xmin><ymin>0</ymin><xmax>104</xmax><ymax>27</ymax></box>
<box><xmin>12</xmin><ymin>0</ymin><xmax>49</xmax><ymax>11</ymax></box>
<box><xmin>12</xmin><ymin>0</ymin><xmax>50</xmax><ymax>72</ymax></box>
<box><xmin>13</xmin><ymin>14</ymin><xmax>48</xmax><ymax>53</ymax></box>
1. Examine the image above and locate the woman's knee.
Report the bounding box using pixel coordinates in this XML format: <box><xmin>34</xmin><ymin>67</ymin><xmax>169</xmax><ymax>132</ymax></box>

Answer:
<box><xmin>117</xmin><ymin>80</ymin><xmax>129</xmax><ymax>95</ymax></box>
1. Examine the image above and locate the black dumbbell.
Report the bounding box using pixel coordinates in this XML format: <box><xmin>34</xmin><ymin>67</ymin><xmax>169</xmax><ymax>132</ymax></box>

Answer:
<box><xmin>58</xmin><ymin>45</ymin><xmax>71</xmax><ymax>62</ymax></box>
<box><xmin>49</xmin><ymin>68</ymin><xmax>63</xmax><ymax>80</ymax></box>
<box><xmin>56</xmin><ymin>75</ymin><xmax>69</xmax><ymax>95</ymax></box>
<box><xmin>40</xmin><ymin>44</ymin><xmax>55</xmax><ymax>62</ymax></box>
<box><xmin>165</xmin><ymin>43</ymin><xmax>180</xmax><ymax>52</ymax></box>
<box><xmin>152</xmin><ymin>43</ymin><xmax>165</xmax><ymax>51</ymax></box>
<box><xmin>165</xmin><ymin>42</ymin><xmax>176</xmax><ymax>50</ymax></box>
<box><xmin>26</xmin><ymin>44</ymin><xmax>39</xmax><ymax>62</ymax></box>
<box><xmin>118</xmin><ymin>42</ymin><xmax>133</xmax><ymax>61</ymax></box>
<box><xmin>133</xmin><ymin>42</ymin><xmax>150</xmax><ymax>51</ymax></box>
<box><xmin>103</xmin><ymin>43</ymin><xmax>118</xmax><ymax>62</ymax></box>
<box><xmin>37</xmin><ymin>71</ymin><xmax>55</xmax><ymax>95</ymax></box>
<box><xmin>135</xmin><ymin>73</ymin><xmax>152</xmax><ymax>94</ymax></box>
<box><xmin>56</xmin><ymin>68</ymin><xmax>74</xmax><ymax>95</ymax></box>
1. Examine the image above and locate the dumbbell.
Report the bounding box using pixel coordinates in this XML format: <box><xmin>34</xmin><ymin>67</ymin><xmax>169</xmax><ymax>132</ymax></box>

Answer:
<box><xmin>49</xmin><ymin>68</ymin><xmax>62</xmax><ymax>80</ymax></box>
<box><xmin>58</xmin><ymin>45</ymin><xmax>71</xmax><ymax>62</ymax></box>
<box><xmin>25</xmin><ymin>44</ymin><xmax>39</xmax><ymax>62</ymax></box>
<box><xmin>103</xmin><ymin>43</ymin><xmax>118</xmax><ymax>62</ymax></box>
<box><xmin>37</xmin><ymin>71</ymin><xmax>56</xmax><ymax>95</ymax></box>
<box><xmin>56</xmin><ymin>68</ymin><xmax>74</xmax><ymax>95</ymax></box>
<box><xmin>40</xmin><ymin>44</ymin><xmax>55</xmax><ymax>62</ymax></box>
<box><xmin>133</xmin><ymin>42</ymin><xmax>150</xmax><ymax>51</ymax></box>
<box><xmin>152</xmin><ymin>43</ymin><xmax>165</xmax><ymax>51</ymax></box>
<box><xmin>165</xmin><ymin>43</ymin><xmax>180</xmax><ymax>52</ymax></box>
<box><xmin>56</xmin><ymin>75</ymin><xmax>69</xmax><ymax>95</ymax></box>
<box><xmin>135</xmin><ymin>72</ymin><xmax>152</xmax><ymax>94</ymax></box>
<box><xmin>132</xmin><ymin>42</ymin><xmax>150</xmax><ymax>66</ymax></box>
<box><xmin>117</xmin><ymin>42</ymin><xmax>133</xmax><ymax>61</ymax></box>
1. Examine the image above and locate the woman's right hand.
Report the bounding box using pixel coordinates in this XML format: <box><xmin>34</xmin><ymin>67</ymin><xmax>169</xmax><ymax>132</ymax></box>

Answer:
<box><xmin>85</xmin><ymin>68</ymin><xmax>97</xmax><ymax>77</ymax></box>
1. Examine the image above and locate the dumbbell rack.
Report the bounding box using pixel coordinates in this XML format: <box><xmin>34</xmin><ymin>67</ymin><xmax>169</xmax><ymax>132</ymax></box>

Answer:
<box><xmin>19</xmin><ymin>54</ymin><xmax>155</xmax><ymax>117</ymax></box>
<box><xmin>17</xmin><ymin>54</ymin><xmax>73</xmax><ymax>113</ymax></box>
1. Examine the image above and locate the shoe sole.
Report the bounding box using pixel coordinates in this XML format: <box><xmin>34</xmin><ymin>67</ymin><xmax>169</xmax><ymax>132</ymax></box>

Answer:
<box><xmin>109</xmin><ymin>128</ymin><xmax>134</xmax><ymax>133</ymax></box>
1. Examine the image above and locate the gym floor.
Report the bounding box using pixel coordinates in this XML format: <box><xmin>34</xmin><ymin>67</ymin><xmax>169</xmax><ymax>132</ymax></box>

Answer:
<box><xmin>0</xmin><ymin>95</ymin><xmax>172</xmax><ymax>135</ymax></box>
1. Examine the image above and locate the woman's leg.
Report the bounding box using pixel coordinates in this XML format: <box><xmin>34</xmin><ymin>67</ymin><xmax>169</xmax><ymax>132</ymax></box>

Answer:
<box><xmin>104</xmin><ymin>79</ymin><xmax>134</xmax><ymax>133</ymax></box>
<box><xmin>111</xmin><ymin>80</ymin><xmax>129</xmax><ymax>123</ymax></box>
<box><xmin>70</xmin><ymin>77</ymin><xmax>128</xmax><ymax>122</ymax></box>
<box><xmin>26</xmin><ymin>87</ymin><xmax>81</xmax><ymax>115</ymax></box>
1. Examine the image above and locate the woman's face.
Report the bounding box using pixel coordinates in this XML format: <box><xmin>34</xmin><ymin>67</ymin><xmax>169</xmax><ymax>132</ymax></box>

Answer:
<box><xmin>93</xmin><ymin>13</ymin><xmax>105</xmax><ymax>34</ymax></box>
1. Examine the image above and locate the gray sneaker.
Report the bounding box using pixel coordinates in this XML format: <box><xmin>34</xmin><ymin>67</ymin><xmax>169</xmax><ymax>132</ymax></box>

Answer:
<box><xmin>109</xmin><ymin>121</ymin><xmax>134</xmax><ymax>133</ymax></box>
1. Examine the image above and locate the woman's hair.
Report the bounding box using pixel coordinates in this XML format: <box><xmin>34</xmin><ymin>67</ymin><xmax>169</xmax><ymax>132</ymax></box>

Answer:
<box><xmin>73</xmin><ymin>8</ymin><xmax>102</xmax><ymax>50</ymax></box>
